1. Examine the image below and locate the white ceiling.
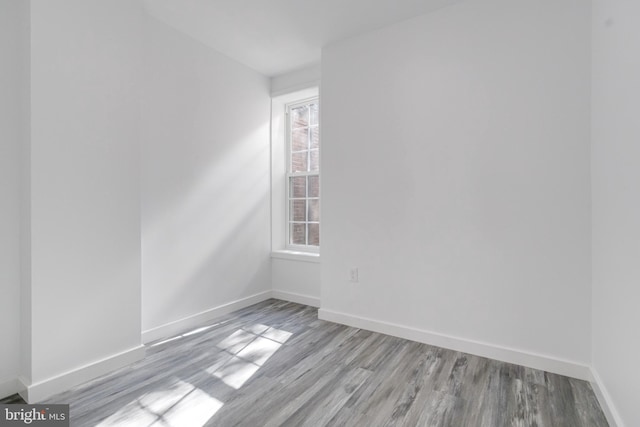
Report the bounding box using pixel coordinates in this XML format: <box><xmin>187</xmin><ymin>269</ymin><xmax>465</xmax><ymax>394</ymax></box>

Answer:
<box><xmin>143</xmin><ymin>0</ymin><xmax>462</xmax><ymax>77</ymax></box>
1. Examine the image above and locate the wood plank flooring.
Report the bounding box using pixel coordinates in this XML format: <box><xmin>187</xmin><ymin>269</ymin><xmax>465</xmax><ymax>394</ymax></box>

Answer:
<box><xmin>40</xmin><ymin>299</ymin><xmax>607</xmax><ymax>426</ymax></box>
<box><xmin>0</xmin><ymin>393</ymin><xmax>26</xmax><ymax>404</ymax></box>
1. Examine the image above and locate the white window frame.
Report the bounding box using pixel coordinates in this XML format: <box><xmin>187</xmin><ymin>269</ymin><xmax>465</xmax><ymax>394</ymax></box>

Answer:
<box><xmin>270</xmin><ymin>87</ymin><xmax>320</xmax><ymax>261</ymax></box>
<box><xmin>285</xmin><ymin>97</ymin><xmax>320</xmax><ymax>253</ymax></box>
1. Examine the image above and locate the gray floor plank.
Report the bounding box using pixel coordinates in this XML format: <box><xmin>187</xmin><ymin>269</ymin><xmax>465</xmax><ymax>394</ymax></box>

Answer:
<box><xmin>38</xmin><ymin>299</ymin><xmax>608</xmax><ymax>427</ymax></box>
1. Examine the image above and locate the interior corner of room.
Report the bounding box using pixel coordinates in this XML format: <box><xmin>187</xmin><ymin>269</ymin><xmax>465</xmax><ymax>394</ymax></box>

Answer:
<box><xmin>0</xmin><ymin>0</ymin><xmax>637</xmax><ymax>426</ymax></box>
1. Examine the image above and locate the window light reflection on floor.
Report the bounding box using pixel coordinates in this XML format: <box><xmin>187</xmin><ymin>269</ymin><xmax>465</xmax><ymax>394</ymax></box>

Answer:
<box><xmin>95</xmin><ymin>322</ymin><xmax>292</xmax><ymax>426</ymax></box>
<box><xmin>209</xmin><ymin>324</ymin><xmax>293</xmax><ymax>389</ymax></box>
<box><xmin>96</xmin><ymin>380</ymin><xmax>223</xmax><ymax>427</ymax></box>
<box><xmin>150</xmin><ymin>321</ymin><xmax>229</xmax><ymax>348</ymax></box>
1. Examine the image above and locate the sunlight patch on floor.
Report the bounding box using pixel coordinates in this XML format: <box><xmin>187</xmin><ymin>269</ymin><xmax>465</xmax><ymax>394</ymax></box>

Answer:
<box><xmin>209</xmin><ymin>324</ymin><xmax>293</xmax><ymax>389</ymax></box>
<box><xmin>96</xmin><ymin>380</ymin><xmax>222</xmax><ymax>427</ymax></box>
<box><xmin>97</xmin><ymin>322</ymin><xmax>293</xmax><ymax>425</ymax></box>
<box><xmin>150</xmin><ymin>321</ymin><xmax>230</xmax><ymax>348</ymax></box>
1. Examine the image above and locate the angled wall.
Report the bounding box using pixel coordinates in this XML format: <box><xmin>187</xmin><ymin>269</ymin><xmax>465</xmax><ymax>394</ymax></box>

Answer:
<box><xmin>140</xmin><ymin>15</ymin><xmax>272</xmax><ymax>341</ymax></box>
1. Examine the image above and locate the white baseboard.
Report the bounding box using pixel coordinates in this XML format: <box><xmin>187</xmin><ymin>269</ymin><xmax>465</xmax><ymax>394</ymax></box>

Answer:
<box><xmin>142</xmin><ymin>291</ymin><xmax>272</xmax><ymax>344</ymax></box>
<box><xmin>318</xmin><ymin>308</ymin><xmax>592</xmax><ymax>381</ymax></box>
<box><xmin>271</xmin><ymin>290</ymin><xmax>321</xmax><ymax>307</ymax></box>
<box><xmin>20</xmin><ymin>345</ymin><xmax>145</xmax><ymax>403</ymax></box>
<box><xmin>590</xmin><ymin>367</ymin><xmax>624</xmax><ymax>427</ymax></box>
<box><xmin>0</xmin><ymin>378</ymin><xmax>21</xmax><ymax>400</ymax></box>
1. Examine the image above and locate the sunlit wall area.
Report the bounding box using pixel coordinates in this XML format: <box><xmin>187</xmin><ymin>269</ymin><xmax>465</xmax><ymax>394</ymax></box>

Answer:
<box><xmin>141</xmin><ymin>14</ymin><xmax>272</xmax><ymax>338</ymax></box>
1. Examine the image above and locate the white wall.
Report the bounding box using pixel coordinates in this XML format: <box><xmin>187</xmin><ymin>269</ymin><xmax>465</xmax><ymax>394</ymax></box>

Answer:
<box><xmin>27</xmin><ymin>0</ymin><xmax>144</xmax><ymax>395</ymax></box>
<box><xmin>321</xmin><ymin>0</ymin><xmax>592</xmax><ymax>369</ymax></box>
<box><xmin>271</xmin><ymin>64</ymin><xmax>321</xmax><ymax>97</ymax></box>
<box><xmin>0</xmin><ymin>0</ymin><xmax>28</xmax><ymax>398</ymax></box>
<box><xmin>592</xmin><ymin>1</ymin><xmax>640</xmax><ymax>426</ymax></box>
<box><xmin>141</xmin><ymin>15</ymin><xmax>272</xmax><ymax>336</ymax></box>
<box><xmin>272</xmin><ymin>258</ymin><xmax>321</xmax><ymax>306</ymax></box>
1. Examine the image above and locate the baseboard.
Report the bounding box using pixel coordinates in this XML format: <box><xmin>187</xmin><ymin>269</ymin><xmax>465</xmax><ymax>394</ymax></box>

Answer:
<box><xmin>0</xmin><ymin>378</ymin><xmax>21</xmax><ymax>400</ymax></box>
<box><xmin>318</xmin><ymin>308</ymin><xmax>592</xmax><ymax>381</ymax></box>
<box><xmin>142</xmin><ymin>291</ymin><xmax>272</xmax><ymax>344</ymax></box>
<box><xmin>590</xmin><ymin>367</ymin><xmax>624</xmax><ymax>427</ymax></box>
<box><xmin>20</xmin><ymin>345</ymin><xmax>145</xmax><ymax>403</ymax></box>
<box><xmin>271</xmin><ymin>290</ymin><xmax>320</xmax><ymax>307</ymax></box>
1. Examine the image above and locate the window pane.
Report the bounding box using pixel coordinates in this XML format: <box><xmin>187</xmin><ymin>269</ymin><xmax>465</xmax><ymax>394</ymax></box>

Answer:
<box><xmin>286</xmin><ymin>97</ymin><xmax>320</xmax><ymax>250</ymax></box>
<box><xmin>308</xmin><ymin>199</ymin><xmax>319</xmax><ymax>222</ymax></box>
<box><xmin>291</xmin><ymin>200</ymin><xmax>306</xmax><ymax>221</ymax></box>
<box><xmin>291</xmin><ymin>223</ymin><xmax>306</xmax><ymax>245</ymax></box>
<box><xmin>308</xmin><ymin>223</ymin><xmax>319</xmax><ymax>246</ymax></box>
<box><xmin>310</xmin><ymin>126</ymin><xmax>319</xmax><ymax>150</ymax></box>
<box><xmin>290</xmin><ymin>176</ymin><xmax>306</xmax><ymax>198</ymax></box>
<box><xmin>308</xmin><ymin>175</ymin><xmax>319</xmax><ymax>198</ymax></box>
<box><xmin>309</xmin><ymin>149</ymin><xmax>319</xmax><ymax>171</ymax></box>
<box><xmin>291</xmin><ymin>106</ymin><xmax>308</xmax><ymax>128</ymax></box>
<box><xmin>291</xmin><ymin>151</ymin><xmax>308</xmax><ymax>172</ymax></box>
<box><xmin>292</xmin><ymin>128</ymin><xmax>308</xmax><ymax>152</ymax></box>
<box><xmin>310</xmin><ymin>103</ymin><xmax>319</xmax><ymax>126</ymax></box>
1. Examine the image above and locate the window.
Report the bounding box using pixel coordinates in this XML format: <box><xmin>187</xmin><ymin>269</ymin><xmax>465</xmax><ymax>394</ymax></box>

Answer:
<box><xmin>286</xmin><ymin>98</ymin><xmax>319</xmax><ymax>249</ymax></box>
<box><xmin>270</xmin><ymin>87</ymin><xmax>319</xmax><ymax>259</ymax></box>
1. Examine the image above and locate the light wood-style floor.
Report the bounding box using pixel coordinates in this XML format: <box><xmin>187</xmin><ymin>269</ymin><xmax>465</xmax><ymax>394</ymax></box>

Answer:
<box><xmin>36</xmin><ymin>299</ymin><xmax>606</xmax><ymax>426</ymax></box>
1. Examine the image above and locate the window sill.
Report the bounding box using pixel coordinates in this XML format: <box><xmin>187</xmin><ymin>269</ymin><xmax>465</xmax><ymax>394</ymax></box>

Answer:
<box><xmin>271</xmin><ymin>250</ymin><xmax>320</xmax><ymax>263</ymax></box>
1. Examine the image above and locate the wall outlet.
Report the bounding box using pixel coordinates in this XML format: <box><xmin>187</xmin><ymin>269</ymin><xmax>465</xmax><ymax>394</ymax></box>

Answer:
<box><xmin>349</xmin><ymin>267</ymin><xmax>359</xmax><ymax>283</ymax></box>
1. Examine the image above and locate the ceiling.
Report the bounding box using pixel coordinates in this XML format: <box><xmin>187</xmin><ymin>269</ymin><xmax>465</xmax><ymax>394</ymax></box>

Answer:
<box><xmin>143</xmin><ymin>0</ymin><xmax>463</xmax><ymax>77</ymax></box>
